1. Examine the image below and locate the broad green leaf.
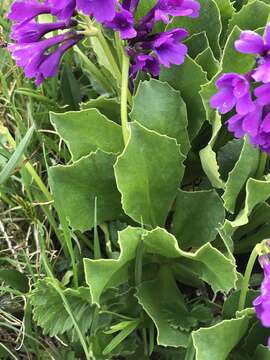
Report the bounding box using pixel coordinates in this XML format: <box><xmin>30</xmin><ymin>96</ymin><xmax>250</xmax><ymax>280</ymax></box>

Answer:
<box><xmin>195</xmin><ymin>47</ymin><xmax>219</xmax><ymax>79</ymax></box>
<box><xmin>84</xmin><ymin>227</ymin><xmax>237</xmax><ymax>305</ymax></box>
<box><xmin>228</xmin><ymin>0</ymin><xmax>270</xmax><ymax>34</ymax></box>
<box><xmin>114</xmin><ymin>122</ymin><xmax>185</xmax><ymax>227</ymax></box>
<box><xmin>199</xmin><ymin>115</ymin><xmax>225</xmax><ymax>189</ymax></box>
<box><xmin>222</xmin><ymin>137</ymin><xmax>259</xmax><ymax>214</ymax></box>
<box><xmin>229</xmin><ymin>177</ymin><xmax>270</xmax><ymax>228</ymax></box>
<box><xmin>130</xmin><ymin>79</ymin><xmax>190</xmax><ymax>155</ymax></box>
<box><xmin>192</xmin><ymin>315</ymin><xmax>250</xmax><ymax>360</ymax></box>
<box><xmin>30</xmin><ymin>279</ymin><xmax>94</xmax><ymax>339</ymax></box>
<box><xmin>50</xmin><ymin>109</ymin><xmax>124</xmax><ymax>161</ymax></box>
<box><xmin>0</xmin><ymin>126</ymin><xmax>34</xmax><ymax>185</ymax></box>
<box><xmin>0</xmin><ymin>269</ymin><xmax>29</xmax><ymax>293</ymax></box>
<box><xmin>168</xmin><ymin>0</ymin><xmax>222</xmax><ymax>58</ymax></box>
<box><xmin>136</xmin><ymin>268</ymin><xmax>190</xmax><ymax>347</ymax></box>
<box><xmin>49</xmin><ymin>150</ymin><xmax>122</xmax><ymax>231</ymax></box>
<box><xmin>172</xmin><ymin>189</ymin><xmax>225</xmax><ymax>248</ymax></box>
<box><xmin>241</xmin><ymin>321</ymin><xmax>270</xmax><ymax>355</ymax></box>
<box><xmin>81</xmin><ymin>96</ymin><xmax>121</xmax><ymax>123</ymax></box>
<box><xmin>160</xmin><ymin>56</ymin><xmax>208</xmax><ymax>140</ymax></box>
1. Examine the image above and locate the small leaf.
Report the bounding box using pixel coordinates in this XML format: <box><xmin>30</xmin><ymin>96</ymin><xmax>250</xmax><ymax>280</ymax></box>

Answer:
<box><xmin>0</xmin><ymin>126</ymin><xmax>34</xmax><ymax>185</ymax></box>
<box><xmin>192</xmin><ymin>315</ymin><xmax>250</xmax><ymax>360</ymax></box>
<box><xmin>136</xmin><ymin>268</ymin><xmax>190</xmax><ymax>347</ymax></box>
<box><xmin>131</xmin><ymin>79</ymin><xmax>190</xmax><ymax>155</ymax></box>
<box><xmin>222</xmin><ymin>137</ymin><xmax>259</xmax><ymax>214</ymax></box>
<box><xmin>168</xmin><ymin>0</ymin><xmax>222</xmax><ymax>58</ymax></box>
<box><xmin>30</xmin><ymin>279</ymin><xmax>94</xmax><ymax>338</ymax></box>
<box><xmin>49</xmin><ymin>150</ymin><xmax>122</xmax><ymax>231</ymax></box>
<box><xmin>160</xmin><ymin>56</ymin><xmax>208</xmax><ymax>141</ymax></box>
<box><xmin>172</xmin><ymin>189</ymin><xmax>225</xmax><ymax>248</ymax></box>
<box><xmin>50</xmin><ymin>109</ymin><xmax>124</xmax><ymax>161</ymax></box>
<box><xmin>0</xmin><ymin>269</ymin><xmax>29</xmax><ymax>293</ymax></box>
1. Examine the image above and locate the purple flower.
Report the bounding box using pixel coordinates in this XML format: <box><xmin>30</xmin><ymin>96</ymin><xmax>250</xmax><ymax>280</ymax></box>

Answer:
<box><xmin>8</xmin><ymin>0</ymin><xmax>82</xmax><ymax>85</ymax></box>
<box><xmin>76</xmin><ymin>0</ymin><xmax>117</xmax><ymax>22</ymax></box>
<box><xmin>130</xmin><ymin>54</ymin><xmax>160</xmax><ymax>76</ymax></box>
<box><xmin>254</xmin><ymin>263</ymin><xmax>270</xmax><ymax>347</ymax></box>
<box><xmin>154</xmin><ymin>0</ymin><xmax>200</xmax><ymax>23</ymax></box>
<box><xmin>147</xmin><ymin>29</ymin><xmax>188</xmax><ymax>68</ymax></box>
<box><xmin>106</xmin><ymin>8</ymin><xmax>137</xmax><ymax>39</ymax></box>
<box><xmin>9</xmin><ymin>32</ymin><xmax>81</xmax><ymax>85</ymax></box>
<box><xmin>210</xmin><ymin>73</ymin><xmax>255</xmax><ymax>115</ymax></box>
<box><xmin>235</xmin><ymin>24</ymin><xmax>270</xmax><ymax>84</ymax></box>
<box><xmin>8</xmin><ymin>0</ymin><xmax>51</xmax><ymax>24</ymax></box>
<box><xmin>11</xmin><ymin>21</ymin><xmax>69</xmax><ymax>43</ymax></box>
<box><xmin>45</xmin><ymin>0</ymin><xmax>76</xmax><ymax>23</ymax></box>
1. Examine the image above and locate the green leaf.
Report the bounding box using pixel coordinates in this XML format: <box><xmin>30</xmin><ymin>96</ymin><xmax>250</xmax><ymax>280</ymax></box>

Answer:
<box><xmin>229</xmin><ymin>177</ymin><xmax>270</xmax><ymax>228</ymax></box>
<box><xmin>172</xmin><ymin>189</ymin><xmax>225</xmax><ymax>248</ymax></box>
<box><xmin>131</xmin><ymin>79</ymin><xmax>190</xmax><ymax>155</ymax></box>
<box><xmin>254</xmin><ymin>345</ymin><xmax>270</xmax><ymax>360</ymax></box>
<box><xmin>185</xmin><ymin>32</ymin><xmax>209</xmax><ymax>59</ymax></box>
<box><xmin>81</xmin><ymin>96</ymin><xmax>121</xmax><ymax>123</ymax></box>
<box><xmin>0</xmin><ymin>126</ymin><xmax>34</xmax><ymax>185</ymax></box>
<box><xmin>213</xmin><ymin>0</ymin><xmax>235</xmax><ymax>37</ymax></box>
<box><xmin>60</xmin><ymin>64</ymin><xmax>81</xmax><ymax>110</ymax></box>
<box><xmin>102</xmin><ymin>320</ymin><xmax>140</xmax><ymax>355</ymax></box>
<box><xmin>199</xmin><ymin>115</ymin><xmax>225</xmax><ymax>189</ymax></box>
<box><xmin>160</xmin><ymin>56</ymin><xmax>208</xmax><ymax>140</ymax></box>
<box><xmin>168</xmin><ymin>0</ymin><xmax>222</xmax><ymax>58</ymax></box>
<box><xmin>50</xmin><ymin>109</ymin><xmax>124</xmax><ymax>161</ymax></box>
<box><xmin>222</xmin><ymin>289</ymin><xmax>259</xmax><ymax>319</ymax></box>
<box><xmin>30</xmin><ymin>279</ymin><xmax>94</xmax><ymax>338</ymax></box>
<box><xmin>192</xmin><ymin>315</ymin><xmax>250</xmax><ymax>360</ymax></box>
<box><xmin>222</xmin><ymin>137</ymin><xmax>259</xmax><ymax>214</ymax></box>
<box><xmin>195</xmin><ymin>47</ymin><xmax>220</xmax><ymax>79</ymax></box>
<box><xmin>114</xmin><ymin>122</ymin><xmax>185</xmax><ymax>227</ymax></box>
<box><xmin>136</xmin><ymin>268</ymin><xmax>190</xmax><ymax>347</ymax></box>
<box><xmin>0</xmin><ymin>269</ymin><xmax>29</xmax><ymax>293</ymax></box>
<box><xmin>84</xmin><ymin>227</ymin><xmax>237</xmax><ymax>305</ymax></box>
<box><xmin>49</xmin><ymin>150</ymin><xmax>122</xmax><ymax>231</ymax></box>
<box><xmin>227</xmin><ymin>0</ymin><xmax>270</xmax><ymax>34</ymax></box>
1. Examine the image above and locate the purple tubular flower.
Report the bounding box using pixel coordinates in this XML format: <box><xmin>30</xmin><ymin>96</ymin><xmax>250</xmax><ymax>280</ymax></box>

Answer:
<box><xmin>253</xmin><ymin>263</ymin><xmax>270</xmax><ymax>348</ymax></box>
<box><xmin>11</xmin><ymin>21</ymin><xmax>69</xmax><ymax>43</ymax></box>
<box><xmin>155</xmin><ymin>0</ymin><xmax>200</xmax><ymax>23</ymax></box>
<box><xmin>8</xmin><ymin>0</ymin><xmax>51</xmax><ymax>24</ymax></box>
<box><xmin>130</xmin><ymin>54</ymin><xmax>160</xmax><ymax>76</ymax></box>
<box><xmin>45</xmin><ymin>0</ymin><xmax>76</xmax><ymax>23</ymax></box>
<box><xmin>106</xmin><ymin>9</ymin><xmax>137</xmax><ymax>39</ymax></box>
<box><xmin>9</xmin><ymin>32</ymin><xmax>81</xmax><ymax>85</ymax></box>
<box><xmin>210</xmin><ymin>73</ymin><xmax>255</xmax><ymax>115</ymax></box>
<box><xmin>148</xmin><ymin>28</ymin><xmax>188</xmax><ymax>67</ymax></box>
<box><xmin>77</xmin><ymin>0</ymin><xmax>117</xmax><ymax>22</ymax></box>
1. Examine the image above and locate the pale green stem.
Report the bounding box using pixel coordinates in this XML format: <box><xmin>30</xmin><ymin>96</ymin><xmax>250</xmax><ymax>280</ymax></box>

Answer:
<box><xmin>121</xmin><ymin>51</ymin><xmax>130</xmax><ymax>145</ymax></box>
<box><xmin>238</xmin><ymin>244</ymin><xmax>260</xmax><ymax>311</ymax></box>
<box><xmin>256</xmin><ymin>151</ymin><xmax>268</xmax><ymax>179</ymax></box>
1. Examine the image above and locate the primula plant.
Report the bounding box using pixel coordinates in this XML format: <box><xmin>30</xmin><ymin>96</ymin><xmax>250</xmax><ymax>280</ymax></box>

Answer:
<box><xmin>2</xmin><ymin>0</ymin><xmax>270</xmax><ymax>359</ymax></box>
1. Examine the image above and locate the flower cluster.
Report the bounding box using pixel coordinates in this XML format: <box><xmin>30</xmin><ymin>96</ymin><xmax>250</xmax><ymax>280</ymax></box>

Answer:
<box><xmin>253</xmin><ymin>254</ymin><xmax>270</xmax><ymax>348</ymax></box>
<box><xmin>211</xmin><ymin>24</ymin><xmax>270</xmax><ymax>155</ymax></box>
<box><xmin>104</xmin><ymin>0</ymin><xmax>200</xmax><ymax>76</ymax></box>
<box><xmin>7</xmin><ymin>0</ymin><xmax>200</xmax><ymax>84</ymax></box>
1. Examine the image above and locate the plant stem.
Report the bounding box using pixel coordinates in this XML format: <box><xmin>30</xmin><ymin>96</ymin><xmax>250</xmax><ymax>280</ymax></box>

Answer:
<box><xmin>121</xmin><ymin>50</ymin><xmax>130</xmax><ymax>145</ymax></box>
<box><xmin>238</xmin><ymin>244</ymin><xmax>260</xmax><ymax>311</ymax></box>
<box><xmin>256</xmin><ymin>151</ymin><xmax>268</xmax><ymax>179</ymax></box>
